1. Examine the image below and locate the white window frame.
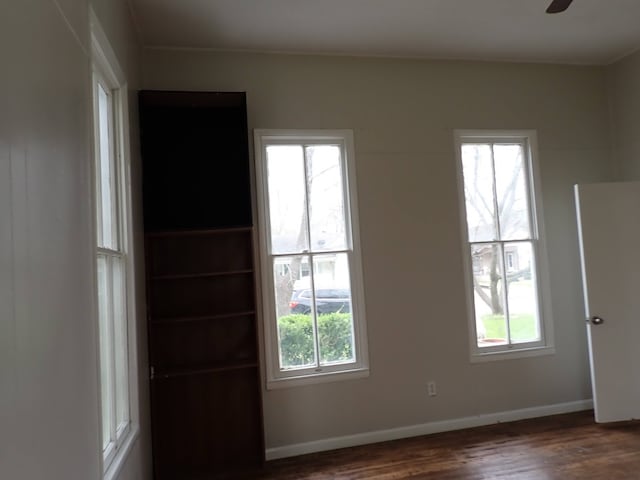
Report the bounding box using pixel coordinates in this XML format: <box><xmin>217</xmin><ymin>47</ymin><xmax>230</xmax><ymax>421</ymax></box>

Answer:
<box><xmin>90</xmin><ymin>10</ymin><xmax>139</xmax><ymax>479</ymax></box>
<box><xmin>454</xmin><ymin>130</ymin><xmax>554</xmax><ymax>362</ymax></box>
<box><xmin>254</xmin><ymin>129</ymin><xmax>369</xmax><ymax>389</ymax></box>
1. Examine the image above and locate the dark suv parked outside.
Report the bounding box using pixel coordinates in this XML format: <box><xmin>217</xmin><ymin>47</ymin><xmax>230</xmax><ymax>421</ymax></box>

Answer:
<box><xmin>289</xmin><ymin>288</ymin><xmax>351</xmax><ymax>314</ymax></box>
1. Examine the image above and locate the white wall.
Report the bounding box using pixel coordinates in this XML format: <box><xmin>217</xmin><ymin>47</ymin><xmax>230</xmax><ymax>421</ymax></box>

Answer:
<box><xmin>0</xmin><ymin>1</ymin><xmax>150</xmax><ymax>478</ymax></box>
<box><xmin>143</xmin><ymin>51</ymin><xmax>613</xmax><ymax>452</ymax></box>
<box><xmin>606</xmin><ymin>49</ymin><xmax>640</xmax><ymax>181</ymax></box>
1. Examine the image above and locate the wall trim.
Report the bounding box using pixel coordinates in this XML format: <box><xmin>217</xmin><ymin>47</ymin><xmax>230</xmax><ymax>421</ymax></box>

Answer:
<box><xmin>51</xmin><ymin>0</ymin><xmax>88</xmax><ymax>57</ymax></box>
<box><xmin>265</xmin><ymin>399</ymin><xmax>593</xmax><ymax>460</ymax></box>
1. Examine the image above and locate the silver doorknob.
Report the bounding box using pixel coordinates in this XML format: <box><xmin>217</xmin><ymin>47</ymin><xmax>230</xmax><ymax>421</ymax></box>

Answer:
<box><xmin>589</xmin><ymin>316</ymin><xmax>605</xmax><ymax>325</ymax></box>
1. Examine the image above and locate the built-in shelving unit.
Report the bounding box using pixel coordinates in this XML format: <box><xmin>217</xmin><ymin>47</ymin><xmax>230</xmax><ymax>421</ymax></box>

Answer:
<box><xmin>140</xmin><ymin>91</ymin><xmax>264</xmax><ymax>479</ymax></box>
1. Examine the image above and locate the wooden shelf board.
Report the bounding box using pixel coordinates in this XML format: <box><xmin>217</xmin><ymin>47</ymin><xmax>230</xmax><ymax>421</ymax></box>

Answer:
<box><xmin>150</xmin><ymin>311</ymin><xmax>256</xmax><ymax>324</ymax></box>
<box><xmin>151</xmin><ymin>269</ymin><xmax>254</xmax><ymax>281</ymax></box>
<box><xmin>153</xmin><ymin>362</ymin><xmax>259</xmax><ymax>380</ymax></box>
<box><xmin>145</xmin><ymin>226</ymin><xmax>253</xmax><ymax>237</ymax></box>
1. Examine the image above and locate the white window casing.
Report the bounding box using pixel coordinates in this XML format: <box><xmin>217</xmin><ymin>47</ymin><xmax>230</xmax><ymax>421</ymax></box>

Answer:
<box><xmin>254</xmin><ymin>130</ymin><xmax>369</xmax><ymax>388</ymax></box>
<box><xmin>90</xmin><ymin>9</ymin><xmax>139</xmax><ymax>479</ymax></box>
<box><xmin>454</xmin><ymin>130</ymin><xmax>554</xmax><ymax>362</ymax></box>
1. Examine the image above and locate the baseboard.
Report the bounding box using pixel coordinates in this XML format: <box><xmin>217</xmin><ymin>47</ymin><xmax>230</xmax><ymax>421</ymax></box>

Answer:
<box><xmin>265</xmin><ymin>399</ymin><xmax>593</xmax><ymax>460</ymax></box>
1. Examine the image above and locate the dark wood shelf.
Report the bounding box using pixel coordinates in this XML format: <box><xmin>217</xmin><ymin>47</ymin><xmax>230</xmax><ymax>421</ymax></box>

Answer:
<box><xmin>145</xmin><ymin>226</ymin><xmax>253</xmax><ymax>237</ymax></box>
<box><xmin>151</xmin><ymin>269</ymin><xmax>254</xmax><ymax>281</ymax></box>
<box><xmin>146</xmin><ymin>228</ymin><xmax>254</xmax><ymax>277</ymax></box>
<box><xmin>150</xmin><ymin>311</ymin><xmax>256</xmax><ymax>324</ymax></box>
<box><xmin>154</xmin><ymin>362</ymin><xmax>259</xmax><ymax>380</ymax></box>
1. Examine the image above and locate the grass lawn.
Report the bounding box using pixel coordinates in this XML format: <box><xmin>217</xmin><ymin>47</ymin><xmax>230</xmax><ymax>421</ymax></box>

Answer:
<box><xmin>482</xmin><ymin>313</ymin><xmax>537</xmax><ymax>342</ymax></box>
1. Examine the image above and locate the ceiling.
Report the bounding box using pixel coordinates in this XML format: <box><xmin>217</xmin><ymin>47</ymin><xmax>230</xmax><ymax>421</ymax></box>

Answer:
<box><xmin>129</xmin><ymin>0</ymin><xmax>640</xmax><ymax>65</ymax></box>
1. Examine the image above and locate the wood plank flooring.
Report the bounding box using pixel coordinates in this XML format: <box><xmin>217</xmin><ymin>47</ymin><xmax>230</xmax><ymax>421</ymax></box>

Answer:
<box><xmin>248</xmin><ymin>410</ymin><xmax>640</xmax><ymax>479</ymax></box>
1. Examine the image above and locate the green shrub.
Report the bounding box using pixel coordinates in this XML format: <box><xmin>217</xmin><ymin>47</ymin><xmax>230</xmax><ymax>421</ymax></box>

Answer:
<box><xmin>278</xmin><ymin>313</ymin><xmax>354</xmax><ymax>367</ymax></box>
<box><xmin>277</xmin><ymin>314</ymin><xmax>314</xmax><ymax>367</ymax></box>
<box><xmin>482</xmin><ymin>313</ymin><xmax>536</xmax><ymax>342</ymax></box>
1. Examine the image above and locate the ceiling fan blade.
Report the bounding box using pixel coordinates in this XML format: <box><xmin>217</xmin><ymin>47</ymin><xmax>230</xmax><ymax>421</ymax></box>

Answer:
<box><xmin>546</xmin><ymin>0</ymin><xmax>573</xmax><ymax>13</ymax></box>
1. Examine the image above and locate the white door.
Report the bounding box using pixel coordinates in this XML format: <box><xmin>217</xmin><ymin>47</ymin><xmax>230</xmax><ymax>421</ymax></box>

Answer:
<box><xmin>575</xmin><ymin>181</ymin><xmax>640</xmax><ymax>423</ymax></box>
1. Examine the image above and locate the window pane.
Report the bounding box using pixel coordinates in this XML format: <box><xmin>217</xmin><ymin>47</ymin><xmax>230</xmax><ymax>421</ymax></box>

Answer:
<box><xmin>461</xmin><ymin>144</ymin><xmax>497</xmax><ymax>242</ymax></box>
<box><xmin>505</xmin><ymin>242</ymin><xmax>541</xmax><ymax>343</ymax></box>
<box><xmin>471</xmin><ymin>243</ymin><xmax>508</xmax><ymax>347</ymax></box>
<box><xmin>314</xmin><ymin>253</ymin><xmax>355</xmax><ymax>365</ymax></box>
<box><xmin>274</xmin><ymin>255</ymin><xmax>316</xmax><ymax>370</ymax></box>
<box><xmin>306</xmin><ymin>145</ymin><xmax>348</xmax><ymax>252</ymax></box>
<box><xmin>97</xmin><ymin>255</ymin><xmax>113</xmax><ymax>449</ymax></box>
<box><xmin>494</xmin><ymin>144</ymin><xmax>532</xmax><ymax>240</ymax></box>
<box><xmin>97</xmin><ymin>84</ymin><xmax>116</xmax><ymax>249</ymax></box>
<box><xmin>266</xmin><ymin>145</ymin><xmax>309</xmax><ymax>254</ymax></box>
<box><xmin>112</xmin><ymin>256</ymin><xmax>129</xmax><ymax>431</ymax></box>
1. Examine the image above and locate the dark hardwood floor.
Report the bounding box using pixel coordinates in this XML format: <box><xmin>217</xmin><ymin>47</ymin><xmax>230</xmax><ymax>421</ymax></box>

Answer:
<box><xmin>248</xmin><ymin>410</ymin><xmax>640</xmax><ymax>479</ymax></box>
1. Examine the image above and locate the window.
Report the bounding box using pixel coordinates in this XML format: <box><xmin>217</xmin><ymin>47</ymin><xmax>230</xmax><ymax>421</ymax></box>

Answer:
<box><xmin>455</xmin><ymin>130</ymin><xmax>553</xmax><ymax>361</ymax></box>
<box><xmin>91</xmin><ymin>11</ymin><xmax>138</xmax><ymax>478</ymax></box>
<box><xmin>254</xmin><ymin>130</ymin><xmax>368</xmax><ymax>387</ymax></box>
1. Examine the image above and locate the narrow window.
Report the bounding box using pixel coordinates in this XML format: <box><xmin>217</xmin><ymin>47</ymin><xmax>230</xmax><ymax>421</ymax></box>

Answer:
<box><xmin>255</xmin><ymin>130</ymin><xmax>368</xmax><ymax>387</ymax></box>
<box><xmin>455</xmin><ymin>131</ymin><xmax>553</xmax><ymax>360</ymax></box>
<box><xmin>91</xmin><ymin>11</ymin><xmax>138</xmax><ymax>475</ymax></box>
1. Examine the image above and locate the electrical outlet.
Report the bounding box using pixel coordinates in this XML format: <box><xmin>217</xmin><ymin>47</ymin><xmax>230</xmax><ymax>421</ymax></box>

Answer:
<box><xmin>427</xmin><ymin>381</ymin><xmax>437</xmax><ymax>396</ymax></box>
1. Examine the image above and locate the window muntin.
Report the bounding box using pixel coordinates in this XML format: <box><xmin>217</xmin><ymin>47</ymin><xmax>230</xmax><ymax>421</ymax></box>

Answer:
<box><xmin>456</xmin><ymin>132</ymin><xmax>551</xmax><ymax>357</ymax></box>
<box><xmin>255</xmin><ymin>130</ymin><xmax>368</xmax><ymax>387</ymax></box>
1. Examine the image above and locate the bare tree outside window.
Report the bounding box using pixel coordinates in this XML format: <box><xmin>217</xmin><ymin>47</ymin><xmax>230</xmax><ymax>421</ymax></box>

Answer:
<box><xmin>461</xmin><ymin>142</ymin><xmax>540</xmax><ymax>347</ymax></box>
<box><xmin>265</xmin><ymin>144</ymin><xmax>354</xmax><ymax>369</ymax></box>
<box><xmin>256</xmin><ymin>130</ymin><xmax>369</xmax><ymax>385</ymax></box>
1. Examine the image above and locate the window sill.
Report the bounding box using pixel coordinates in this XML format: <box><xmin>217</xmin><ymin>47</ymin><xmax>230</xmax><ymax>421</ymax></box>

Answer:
<box><xmin>470</xmin><ymin>345</ymin><xmax>555</xmax><ymax>363</ymax></box>
<box><xmin>267</xmin><ymin>366</ymin><xmax>369</xmax><ymax>390</ymax></box>
<box><xmin>104</xmin><ymin>425</ymin><xmax>140</xmax><ymax>480</ymax></box>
